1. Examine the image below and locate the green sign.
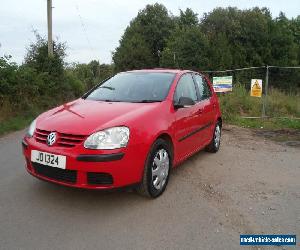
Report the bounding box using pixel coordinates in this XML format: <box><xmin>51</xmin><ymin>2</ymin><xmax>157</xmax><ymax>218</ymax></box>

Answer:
<box><xmin>212</xmin><ymin>76</ymin><xmax>233</xmax><ymax>92</ymax></box>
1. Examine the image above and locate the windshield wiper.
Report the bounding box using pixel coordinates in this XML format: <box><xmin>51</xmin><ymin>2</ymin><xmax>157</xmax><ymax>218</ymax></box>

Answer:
<box><xmin>134</xmin><ymin>100</ymin><xmax>161</xmax><ymax>103</ymax></box>
<box><xmin>102</xmin><ymin>99</ymin><xmax>121</xmax><ymax>102</ymax></box>
<box><xmin>99</xmin><ymin>86</ymin><xmax>115</xmax><ymax>90</ymax></box>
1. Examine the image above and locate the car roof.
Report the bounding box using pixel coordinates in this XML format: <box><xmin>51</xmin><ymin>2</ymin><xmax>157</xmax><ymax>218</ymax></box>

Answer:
<box><xmin>125</xmin><ymin>68</ymin><xmax>195</xmax><ymax>74</ymax></box>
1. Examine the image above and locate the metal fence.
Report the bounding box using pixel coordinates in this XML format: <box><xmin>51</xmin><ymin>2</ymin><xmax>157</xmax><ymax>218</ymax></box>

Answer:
<box><xmin>202</xmin><ymin>66</ymin><xmax>300</xmax><ymax>119</ymax></box>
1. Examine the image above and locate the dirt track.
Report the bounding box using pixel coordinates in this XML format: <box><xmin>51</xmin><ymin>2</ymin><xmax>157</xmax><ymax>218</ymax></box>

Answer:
<box><xmin>0</xmin><ymin>126</ymin><xmax>299</xmax><ymax>250</ymax></box>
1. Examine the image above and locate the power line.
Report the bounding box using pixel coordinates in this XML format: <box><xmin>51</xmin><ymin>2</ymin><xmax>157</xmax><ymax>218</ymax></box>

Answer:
<box><xmin>201</xmin><ymin>66</ymin><xmax>265</xmax><ymax>73</ymax></box>
<box><xmin>268</xmin><ymin>66</ymin><xmax>300</xmax><ymax>69</ymax></box>
<box><xmin>201</xmin><ymin>65</ymin><xmax>300</xmax><ymax>73</ymax></box>
<box><xmin>75</xmin><ymin>3</ymin><xmax>96</xmax><ymax>59</ymax></box>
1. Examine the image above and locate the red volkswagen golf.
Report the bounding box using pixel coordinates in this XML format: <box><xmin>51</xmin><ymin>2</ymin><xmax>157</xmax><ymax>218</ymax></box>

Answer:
<box><xmin>22</xmin><ymin>69</ymin><xmax>222</xmax><ymax>198</ymax></box>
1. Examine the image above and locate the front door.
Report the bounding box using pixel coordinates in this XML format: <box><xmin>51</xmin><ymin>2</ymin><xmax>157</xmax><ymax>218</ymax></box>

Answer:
<box><xmin>173</xmin><ymin>73</ymin><xmax>204</xmax><ymax>161</ymax></box>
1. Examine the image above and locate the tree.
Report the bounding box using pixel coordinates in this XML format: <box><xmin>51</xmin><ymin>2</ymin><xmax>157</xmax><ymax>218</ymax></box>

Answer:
<box><xmin>23</xmin><ymin>32</ymin><xmax>84</xmax><ymax>104</ymax></box>
<box><xmin>68</xmin><ymin>61</ymin><xmax>114</xmax><ymax>90</ymax></box>
<box><xmin>207</xmin><ymin>32</ymin><xmax>232</xmax><ymax>70</ymax></box>
<box><xmin>269</xmin><ymin>12</ymin><xmax>298</xmax><ymax>66</ymax></box>
<box><xmin>161</xmin><ymin>8</ymin><xmax>208</xmax><ymax>70</ymax></box>
<box><xmin>177</xmin><ymin>8</ymin><xmax>199</xmax><ymax>27</ymax></box>
<box><xmin>113</xmin><ymin>33</ymin><xmax>155</xmax><ymax>71</ymax></box>
<box><xmin>201</xmin><ymin>7</ymin><xmax>273</xmax><ymax>67</ymax></box>
<box><xmin>113</xmin><ymin>3</ymin><xmax>174</xmax><ymax>71</ymax></box>
<box><xmin>161</xmin><ymin>26</ymin><xmax>209</xmax><ymax>70</ymax></box>
<box><xmin>24</xmin><ymin>31</ymin><xmax>66</xmax><ymax>77</ymax></box>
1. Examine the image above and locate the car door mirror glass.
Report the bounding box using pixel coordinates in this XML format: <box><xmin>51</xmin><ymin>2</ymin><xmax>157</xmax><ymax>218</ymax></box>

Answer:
<box><xmin>174</xmin><ymin>97</ymin><xmax>195</xmax><ymax>109</ymax></box>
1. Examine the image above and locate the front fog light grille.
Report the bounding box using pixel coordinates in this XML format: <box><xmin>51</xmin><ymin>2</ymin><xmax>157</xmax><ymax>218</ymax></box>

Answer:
<box><xmin>87</xmin><ymin>172</ymin><xmax>113</xmax><ymax>185</ymax></box>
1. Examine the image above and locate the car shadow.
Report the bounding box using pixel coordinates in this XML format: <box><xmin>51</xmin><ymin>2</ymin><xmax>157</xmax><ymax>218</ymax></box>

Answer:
<box><xmin>170</xmin><ymin>150</ymin><xmax>207</xmax><ymax>175</ymax></box>
<box><xmin>27</xmin><ymin>149</ymin><xmax>209</xmax><ymax>211</ymax></box>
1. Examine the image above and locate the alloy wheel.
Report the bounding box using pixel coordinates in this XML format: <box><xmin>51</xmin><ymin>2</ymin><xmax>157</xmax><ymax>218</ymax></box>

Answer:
<box><xmin>214</xmin><ymin>124</ymin><xmax>221</xmax><ymax>148</ymax></box>
<box><xmin>151</xmin><ymin>149</ymin><xmax>170</xmax><ymax>191</ymax></box>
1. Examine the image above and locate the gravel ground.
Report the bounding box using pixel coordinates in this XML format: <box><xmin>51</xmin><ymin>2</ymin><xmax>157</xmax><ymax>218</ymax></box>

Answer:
<box><xmin>0</xmin><ymin>126</ymin><xmax>299</xmax><ymax>250</ymax></box>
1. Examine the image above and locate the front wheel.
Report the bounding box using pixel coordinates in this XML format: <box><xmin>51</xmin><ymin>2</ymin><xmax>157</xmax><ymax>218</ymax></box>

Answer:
<box><xmin>205</xmin><ymin>121</ymin><xmax>221</xmax><ymax>153</ymax></box>
<box><xmin>137</xmin><ymin>139</ymin><xmax>171</xmax><ymax>198</ymax></box>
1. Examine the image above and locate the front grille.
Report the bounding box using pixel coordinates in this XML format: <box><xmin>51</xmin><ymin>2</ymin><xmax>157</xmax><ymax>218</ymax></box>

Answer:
<box><xmin>32</xmin><ymin>162</ymin><xmax>77</xmax><ymax>183</ymax></box>
<box><xmin>34</xmin><ymin>129</ymin><xmax>86</xmax><ymax>148</ymax></box>
<box><xmin>87</xmin><ymin>172</ymin><xmax>113</xmax><ymax>185</ymax></box>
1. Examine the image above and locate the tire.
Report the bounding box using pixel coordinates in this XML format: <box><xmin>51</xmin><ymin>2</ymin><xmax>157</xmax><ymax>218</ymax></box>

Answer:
<box><xmin>205</xmin><ymin>121</ymin><xmax>222</xmax><ymax>153</ymax></box>
<box><xmin>137</xmin><ymin>139</ymin><xmax>172</xmax><ymax>198</ymax></box>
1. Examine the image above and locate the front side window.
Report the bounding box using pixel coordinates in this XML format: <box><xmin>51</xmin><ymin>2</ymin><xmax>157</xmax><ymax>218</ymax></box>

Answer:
<box><xmin>86</xmin><ymin>72</ymin><xmax>175</xmax><ymax>103</ymax></box>
<box><xmin>174</xmin><ymin>74</ymin><xmax>197</xmax><ymax>103</ymax></box>
<box><xmin>194</xmin><ymin>74</ymin><xmax>212</xmax><ymax>100</ymax></box>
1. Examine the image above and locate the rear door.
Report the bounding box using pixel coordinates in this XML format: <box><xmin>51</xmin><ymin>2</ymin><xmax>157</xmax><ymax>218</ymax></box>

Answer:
<box><xmin>193</xmin><ymin>73</ymin><xmax>216</xmax><ymax>144</ymax></box>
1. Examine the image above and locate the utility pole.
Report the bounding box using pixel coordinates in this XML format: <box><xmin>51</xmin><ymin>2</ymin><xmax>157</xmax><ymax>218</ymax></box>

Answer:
<box><xmin>47</xmin><ymin>0</ymin><xmax>53</xmax><ymax>57</ymax></box>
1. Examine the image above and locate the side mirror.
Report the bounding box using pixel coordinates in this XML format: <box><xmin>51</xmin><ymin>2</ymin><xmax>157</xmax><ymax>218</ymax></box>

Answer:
<box><xmin>174</xmin><ymin>96</ymin><xmax>195</xmax><ymax>109</ymax></box>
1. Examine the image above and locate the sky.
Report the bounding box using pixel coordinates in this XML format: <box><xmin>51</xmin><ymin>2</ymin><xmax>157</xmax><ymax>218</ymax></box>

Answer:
<box><xmin>0</xmin><ymin>0</ymin><xmax>299</xmax><ymax>65</ymax></box>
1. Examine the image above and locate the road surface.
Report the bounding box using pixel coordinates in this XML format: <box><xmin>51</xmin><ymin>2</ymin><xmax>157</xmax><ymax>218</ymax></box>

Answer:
<box><xmin>0</xmin><ymin>126</ymin><xmax>299</xmax><ymax>250</ymax></box>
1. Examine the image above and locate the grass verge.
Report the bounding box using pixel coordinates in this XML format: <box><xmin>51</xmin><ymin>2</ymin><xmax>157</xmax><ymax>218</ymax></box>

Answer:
<box><xmin>0</xmin><ymin>115</ymin><xmax>36</xmax><ymax>137</ymax></box>
<box><xmin>225</xmin><ymin>116</ymin><xmax>300</xmax><ymax>129</ymax></box>
<box><xmin>219</xmin><ymin>84</ymin><xmax>300</xmax><ymax>129</ymax></box>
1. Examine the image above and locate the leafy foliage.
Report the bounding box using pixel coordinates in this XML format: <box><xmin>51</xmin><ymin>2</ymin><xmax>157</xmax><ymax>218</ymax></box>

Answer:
<box><xmin>113</xmin><ymin>5</ymin><xmax>300</xmax><ymax>91</ymax></box>
<box><xmin>1</xmin><ymin>4</ymin><xmax>300</xmax><ymax>134</ymax></box>
<box><xmin>25</xmin><ymin>31</ymin><xmax>66</xmax><ymax>76</ymax></box>
<box><xmin>67</xmin><ymin>60</ymin><xmax>113</xmax><ymax>90</ymax></box>
<box><xmin>160</xmin><ymin>26</ymin><xmax>209</xmax><ymax>70</ymax></box>
<box><xmin>113</xmin><ymin>3</ymin><xmax>174</xmax><ymax>71</ymax></box>
<box><xmin>112</xmin><ymin>33</ymin><xmax>155</xmax><ymax>71</ymax></box>
<box><xmin>0</xmin><ymin>33</ymin><xmax>113</xmax><ymax>122</ymax></box>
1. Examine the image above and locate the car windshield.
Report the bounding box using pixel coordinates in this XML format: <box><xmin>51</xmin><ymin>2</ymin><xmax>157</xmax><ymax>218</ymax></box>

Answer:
<box><xmin>85</xmin><ymin>72</ymin><xmax>176</xmax><ymax>103</ymax></box>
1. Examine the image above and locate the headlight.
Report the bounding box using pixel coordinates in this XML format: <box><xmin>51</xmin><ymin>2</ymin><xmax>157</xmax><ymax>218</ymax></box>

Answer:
<box><xmin>84</xmin><ymin>126</ymin><xmax>130</xmax><ymax>149</ymax></box>
<box><xmin>27</xmin><ymin>119</ymin><xmax>36</xmax><ymax>137</ymax></box>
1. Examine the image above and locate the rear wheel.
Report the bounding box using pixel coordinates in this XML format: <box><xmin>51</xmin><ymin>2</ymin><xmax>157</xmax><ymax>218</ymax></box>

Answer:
<box><xmin>206</xmin><ymin>121</ymin><xmax>221</xmax><ymax>153</ymax></box>
<box><xmin>137</xmin><ymin>139</ymin><xmax>171</xmax><ymax>198</ymax></box>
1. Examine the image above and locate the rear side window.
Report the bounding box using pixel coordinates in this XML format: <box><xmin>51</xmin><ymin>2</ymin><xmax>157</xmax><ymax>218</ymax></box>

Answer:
<box><xmin>174</xmin><ymin>74</ymin><xmax>197</xmax><ymax>103</ymax></box>
<box><xmin>194</xmin><ymin>74</ymin><xmax>212</xmax><ymax>100</ymax></box>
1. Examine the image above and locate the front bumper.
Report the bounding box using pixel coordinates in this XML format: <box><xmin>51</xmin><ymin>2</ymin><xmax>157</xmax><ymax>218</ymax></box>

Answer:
<box><xmin>22</xmin><ymin>136</ymin><xmax>148</xmax><ymax>189</ymax></box>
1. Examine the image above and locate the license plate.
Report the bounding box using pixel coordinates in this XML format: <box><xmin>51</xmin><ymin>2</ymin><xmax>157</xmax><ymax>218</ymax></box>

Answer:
<box><xmin>31</xmin><ymin>150</ymin><xmax>66</xmax><ymax>169</ymax></box>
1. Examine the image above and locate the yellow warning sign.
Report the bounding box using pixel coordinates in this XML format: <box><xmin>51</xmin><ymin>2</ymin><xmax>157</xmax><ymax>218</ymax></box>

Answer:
<box><xmin>250</xmin><ymin>79</ymin><xmax>262</xmax><ymax>97</ymax></box>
